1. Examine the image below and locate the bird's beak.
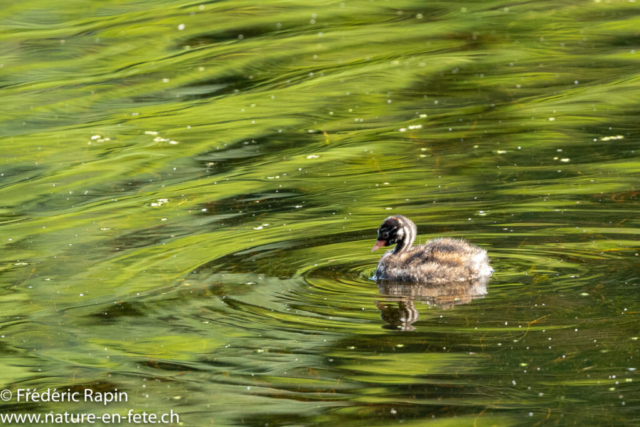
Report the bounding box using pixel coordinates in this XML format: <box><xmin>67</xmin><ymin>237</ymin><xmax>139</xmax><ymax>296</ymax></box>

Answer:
<box><xmin>371</xmin><ymin>240</ymin><xmax>386</xmax><ymax>252</ymax></box>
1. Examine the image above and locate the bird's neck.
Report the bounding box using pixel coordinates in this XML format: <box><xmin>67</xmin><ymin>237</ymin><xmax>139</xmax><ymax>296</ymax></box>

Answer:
<box><xmin>391</xmin><ymin>218</ymin><xmax>417</xmax><ymax>255</ymax></box>
<box><xmin>392</xmin><ymin>237</ymin><xmax>415</xmax><ymax>254</ymax></box>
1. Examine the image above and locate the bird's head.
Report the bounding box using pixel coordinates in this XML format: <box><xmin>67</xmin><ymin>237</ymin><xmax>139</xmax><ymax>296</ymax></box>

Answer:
<box><xmin>372</xmin><ymin>215</ymin><xmax>416</xmax><ymax>253</ymax></box>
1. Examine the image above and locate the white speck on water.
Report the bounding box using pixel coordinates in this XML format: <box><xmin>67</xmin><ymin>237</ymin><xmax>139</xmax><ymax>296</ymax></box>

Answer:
<box><xmin>151</xmin><ymin>199</ymin><xmax>169</xmax><ymax>207</ymax></box>
<box><xmin>600</xmin><ymin>135</ymin><xmax>624</xmax><ymax>141</ymax></box>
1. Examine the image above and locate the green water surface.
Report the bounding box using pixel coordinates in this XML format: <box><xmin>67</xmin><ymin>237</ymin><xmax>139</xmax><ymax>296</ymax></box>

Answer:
<box><xmin>1</xmin><ymin>0</ymin><xmax>640</xmax><ymax>425</ymax></box>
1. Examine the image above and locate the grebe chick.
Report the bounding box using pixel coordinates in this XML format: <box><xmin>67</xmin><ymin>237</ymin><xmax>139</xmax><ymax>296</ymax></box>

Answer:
<box><xmin>372</xmin><ymin>215</ymin><xmax>493</xmax><ymax>283</ymax></box>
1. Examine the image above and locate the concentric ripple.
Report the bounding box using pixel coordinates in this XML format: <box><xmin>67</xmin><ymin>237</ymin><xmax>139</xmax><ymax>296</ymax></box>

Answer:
<box><xmin>1</xmin><ymin>0</ymin><xmax>640</xmax><ymax>425</ymax></box>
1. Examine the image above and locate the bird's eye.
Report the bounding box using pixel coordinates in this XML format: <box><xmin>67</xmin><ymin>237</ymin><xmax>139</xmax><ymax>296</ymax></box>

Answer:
<box><xmin>382</xmin><ymin>232</ymin><xmax>389</xmax><ymax>239</ymax></box>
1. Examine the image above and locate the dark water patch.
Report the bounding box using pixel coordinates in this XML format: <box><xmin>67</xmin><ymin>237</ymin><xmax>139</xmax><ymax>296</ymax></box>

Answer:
<box><xmin>178</xmin><ymin>25</ymin><xmax>278</xmax><ymax>48</ymax></box>
<box><xmin>2</xmin><ymin>0</ymin><xmax>640</xmax><ymax>425</ymax></box>
<box><xmin>139</xmin><ymin>360</ymin><xmax>208</xmax><ymax>372</ymax></box>
<box><xmin>87</xmin><ymin>301</ymin><xmax>149</xmax><ymax>322</ymax></box>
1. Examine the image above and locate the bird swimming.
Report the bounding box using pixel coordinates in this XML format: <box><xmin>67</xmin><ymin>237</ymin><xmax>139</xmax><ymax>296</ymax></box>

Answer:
<box><xmin>372</xmin><ymin>215</ymin><xmax>493</xmax><ymax>283</ymax></box>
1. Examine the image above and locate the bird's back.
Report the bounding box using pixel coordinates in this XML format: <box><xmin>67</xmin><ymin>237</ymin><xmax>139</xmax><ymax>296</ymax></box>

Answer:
<box><xmin>376</xmin><ymin>238</ymin><xmax>492</xmax><ymax>283</ymax></box>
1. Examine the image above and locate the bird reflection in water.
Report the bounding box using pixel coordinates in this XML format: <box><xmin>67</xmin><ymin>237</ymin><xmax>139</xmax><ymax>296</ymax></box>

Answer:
<box><xmin>376</xmin><ymin>276</ymin><xmax>489</xmax><ymax>330</ymax></box>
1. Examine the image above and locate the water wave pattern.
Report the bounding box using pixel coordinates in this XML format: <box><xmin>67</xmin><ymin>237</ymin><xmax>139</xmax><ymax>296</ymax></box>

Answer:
<box><xmin>1</xmin><ymin>0</ymin><xmax>640</xmax><ymax>425</ymax></box>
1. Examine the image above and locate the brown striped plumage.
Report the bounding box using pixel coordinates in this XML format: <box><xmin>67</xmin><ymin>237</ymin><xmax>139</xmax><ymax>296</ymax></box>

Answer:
<box><xmin>372</xmin><ymin>215</ymin><xmax>493</xmax><ymax>283</ymax></box>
